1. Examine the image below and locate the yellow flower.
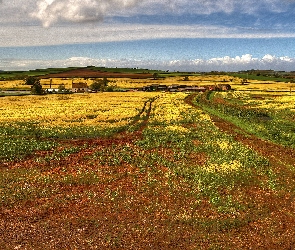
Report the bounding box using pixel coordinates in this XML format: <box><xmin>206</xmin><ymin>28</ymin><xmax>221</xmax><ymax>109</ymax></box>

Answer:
<box><xmin>0</xmin><ymin>92</ymin><xmax>158</xmax><ymax>130</ymax></box>
<box><xmin>165</xmin><ymin>125</ymin><xmax>189</xmax><ymax>133</ymax></box>
<box><xmin>215</xmin><ymin>140</ymin><xmax>233</xmax><ymax>150</ymax></box>
<box><xmin>204</xmin><ymin>160</ymin><xmax>242</xmax><ymax>173</ymax></box>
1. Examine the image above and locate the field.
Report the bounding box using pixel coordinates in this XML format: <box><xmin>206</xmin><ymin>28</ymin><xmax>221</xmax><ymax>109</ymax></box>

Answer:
<box><xmin>1</xmin><ymin>74</ymin><xmax>295</xmax><ymax>249</ymax></box>
<box><xmin>2</xmin><ymin>66</ymin><xmax>295</xmax><ymax>93</ymax></box>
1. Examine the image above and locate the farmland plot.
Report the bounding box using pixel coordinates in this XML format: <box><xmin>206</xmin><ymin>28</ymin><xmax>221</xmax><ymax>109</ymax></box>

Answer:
<box><xmin>0</xmin><ymin>91</ymin><xmax>295</xmax><ymax>249</ymax></box>
<box><xmin>0</xmin><ymin>92</ymin><xmax>158</xmax><ymax>160</ymax></box>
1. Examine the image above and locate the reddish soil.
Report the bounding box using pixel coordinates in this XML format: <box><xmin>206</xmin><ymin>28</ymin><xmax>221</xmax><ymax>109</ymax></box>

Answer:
<box><xmin>41</xmin><ymin>68</ymin><xmax>153</xmax><ymax>79</ymax></box>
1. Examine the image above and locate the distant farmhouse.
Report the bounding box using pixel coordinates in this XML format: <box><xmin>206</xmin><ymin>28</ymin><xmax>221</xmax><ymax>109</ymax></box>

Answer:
<box><xmin>72</xmin><ymin>82</ymin><xmax>89</xmax><ymax>93</ymax></box>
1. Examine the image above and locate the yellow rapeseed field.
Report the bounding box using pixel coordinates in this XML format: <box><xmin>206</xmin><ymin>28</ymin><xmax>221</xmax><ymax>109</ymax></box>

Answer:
<box><xmin>219</xmin><ymin>91</ymin><xmax>295</xmax><ymax>111</ymax></box>
<box><xmin>0</xmin><ymin>92</ymin><xmax>158</xmax><ymax>129</ymax></box>
<box><xmin>150</xmin><ymin>92</ymin><xmax>211</xmax><ymax>124</ymax></box>
<box><xmin>148</xmin><ymin>92</ymin><xmax>247</xmax><ymax>173</ymax></box>
<box><xmin>0</xmin><ymin>80</ymin><xmax>30</xmax><ymax>89</ymax></box>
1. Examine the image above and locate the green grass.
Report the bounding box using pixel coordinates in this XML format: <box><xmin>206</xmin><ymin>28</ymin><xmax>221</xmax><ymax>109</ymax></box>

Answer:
<box><xmin>194</xmin><ymin>92</ymin><xmax>295</xmax><ymax>148</ymax></box>
<box><xmin>229</xmin><ymin>73</ymin><xmax>290</xmax><ymax>82</ymax></box>
<box><xmin>0</xmin><ymin>66</ymin><xmax>204</xmax><ymax>81</ymax></box>
<box><xmin>0</xmin><ymin>137</ymin><xmax>56</xmax><ymax>161</ymax></box>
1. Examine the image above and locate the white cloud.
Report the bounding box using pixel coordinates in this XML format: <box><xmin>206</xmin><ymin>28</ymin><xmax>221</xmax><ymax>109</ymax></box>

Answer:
<box><xmin>0</xmin><ymin>0</ymin><xmax>293</xmax><ymax>27</ymax></box>
<box><xmin>32</xmin><ymin>0</ymin><xmax>139</xmax><ymax>27</ymax></box>
<box><xmin>262</xmin><ymin>54</ymin><xmax>277</xmax><ymax>62</ymax></box>
<box><xmin>31</xmin><ymin>0</ymin><xmax>294</xmax><ymax>26</ymax></box>
<box><xmin>1</xmin><ymin>24</ymin><xmax>295</xmax><ymax>48</ymax></box>
<box><xmin>1</xmin><ymin>54</ymin><xmax>295</xmax><ymax>72</ymax></box>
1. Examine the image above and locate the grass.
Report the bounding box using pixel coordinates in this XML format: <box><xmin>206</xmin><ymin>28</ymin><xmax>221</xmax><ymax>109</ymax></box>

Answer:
<box><xmin>229</xmin><ymin>72</ymin><xmax>291</xmax><ymax>82</ymax></box>
<box><xmin>194</xmin><ymin>91</ymin><xmax>295</xmax><ymax>148</ymax></box>
<box><xmin>0</xmin><ymin>136</ymin><xmax>56</xmax><ymax>161</ymax></box>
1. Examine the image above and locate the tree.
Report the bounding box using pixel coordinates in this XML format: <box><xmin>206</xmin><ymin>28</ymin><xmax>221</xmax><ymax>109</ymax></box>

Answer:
<box><xmin>183</xmin><ymin>76</ymin><xmax>189</xmax><ymax>81</ymax></box>
<box><xmin>58</xmin><ymin>84</ymin><xmax>66</xmax><ymax>92</ymax></box>
<box><xmin>90</xmin><ymin>78</ymin><xmax>109</xmax><ymax>92</ymax></box>
<box><xmin>25</xmin><ymin>76</ymin><xmax>39</xmax><ymax>85</ymax></box>
<box><xmin>153</xmin><ymin>73</ymin><xmax>159</xmax><ymax>80</ymax></box>
<box><xmin>30</xmin><ymin>78</ymin><xmax>43</xmax><ymax>95</ymax></box>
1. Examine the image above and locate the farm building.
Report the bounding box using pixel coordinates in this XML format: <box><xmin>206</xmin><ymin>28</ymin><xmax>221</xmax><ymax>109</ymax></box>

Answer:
<box><xmin>142</xmin><ymin>84</ymin><xmax>168</xmax><ymax>91</ymax></box>
<box><xmin>205</xmin><ymin>84</ymin><xmax>231</xmax><ymax>91</ymax></box>
<box><xmin>72</xmin><ymin>82</ymin><xmax>89</xmax><ymax>93</ymax></box>
<box><xmin>217</xmin><ymin>84</ymin><xmax>232</xmax><ymax>91</ymax></box>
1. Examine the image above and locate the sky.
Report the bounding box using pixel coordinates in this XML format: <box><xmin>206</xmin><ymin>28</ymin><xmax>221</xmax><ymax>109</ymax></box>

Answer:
<box><xmin>1</xmin><ymin>0</ymin><xmax>295</xmax><ymax>72</ymax></box>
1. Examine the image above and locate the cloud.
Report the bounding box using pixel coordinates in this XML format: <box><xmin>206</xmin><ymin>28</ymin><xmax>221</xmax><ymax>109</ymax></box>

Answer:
<box><xmin>2</xmin><ymin>54</ymin><xmax>295</xmax><ymax>72</ymax></box>
<box><xmin>191</xmin><ymin>54</ymin><xmax>295</xmax><ymax>71</ymax></box>
<box><xmin>0</xmin><ymin>0</ymin><xmax>293</xmax><ymax>34</ymax></box>
<box><xmin>32</xmin><ymin>0</ymin><xmax>140</xmax><ymax>27</ymax></box>
<box><xmin>28</xmin><ymin>0</ymin><xmax>295</xmax><ymax>27</ymax></box>
<box><xmin>1</xmin><ymin>24</ymin><xmax>295</xmax><ymax>48</ymax></box>
<box><xmin>174</xmin><ymin>0</ymin><xmax>293</xmax><ymax>15</ymax></box>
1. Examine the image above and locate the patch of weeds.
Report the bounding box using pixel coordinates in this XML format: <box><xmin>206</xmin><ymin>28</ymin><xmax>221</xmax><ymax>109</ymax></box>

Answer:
<box><xmin>0</xmin><ymin>137</ymin><xmax>56</xmax><ymax>162</ymax></box>
<box><xmin>38</xmin><ymin>145</ymin><xmax>83</xmax><ymax>163</ymax></box>
<box><xmin>234</xmin><ymin>128</ymin><xmax>252</xmax><ymax>137</ymax></box>
<box><xmin>264</xmin><ymin>169</ymin><xmax>280</xmax><ymax>191</ymax></box>
<box><xmin>197</xmin><ymin>215</ymin><xmax>255</xmax><ymax>233</ymax></box>
<box><xmin>194</xmin><ymin>92</ymin><xmax>295</xmax><ymax>148</ymax></box>
<box><xmin>60</xmin><ymin>170</ymin><xmax>100</xmax><ymax>186</ymax></box>
<box><xmin>0</xmin><ymin>168</ymin><xmax>57</xmax><ymax>206</ymax></box>
<box><xmin>214</xmin><ymin>195</ymin><xmax>246</xmax><ymax>214</ymax></box>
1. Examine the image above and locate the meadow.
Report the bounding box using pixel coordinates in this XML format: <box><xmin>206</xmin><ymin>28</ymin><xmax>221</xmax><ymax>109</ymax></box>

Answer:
<box><xmin>0</xmin><ymin>77</ymin><xmax>295</xmax><ymax>249</ymax></box>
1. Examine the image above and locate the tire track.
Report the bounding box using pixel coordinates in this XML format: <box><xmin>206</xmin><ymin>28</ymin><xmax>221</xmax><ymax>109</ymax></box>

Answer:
<box><xmin>185</xmin><ymin>93</ymin><xmax>295</xmax><ymax>168</ymax></box>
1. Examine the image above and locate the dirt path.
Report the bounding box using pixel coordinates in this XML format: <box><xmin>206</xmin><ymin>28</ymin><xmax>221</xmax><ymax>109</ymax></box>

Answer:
<box><xmin>185</xmin><ymin>94</ymin><xmax>295</xmax><ymax>168</ymax></box>
<box><xmin>211</xmin><ymin>115</ymin><xmax>295</xmax><ymax>167</ymax></box>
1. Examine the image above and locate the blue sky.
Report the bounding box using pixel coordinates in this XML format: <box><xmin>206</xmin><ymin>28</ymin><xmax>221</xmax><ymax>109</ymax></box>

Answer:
<box><xmin>1</xmin><ymin>0</ymin><xmax>295</xmax><ymax>71</ymax></box>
